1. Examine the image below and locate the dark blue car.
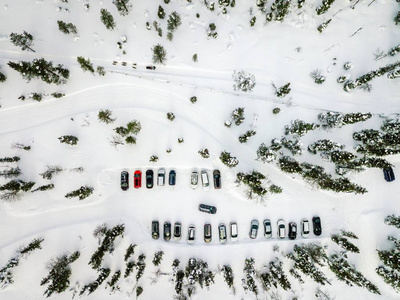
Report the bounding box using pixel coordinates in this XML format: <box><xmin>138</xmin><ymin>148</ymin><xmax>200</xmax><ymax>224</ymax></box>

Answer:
<box><xmin>169</xmin><ymin>170</ymin><xmax>176</xmax><ymax>186</ymax></box>
<box><xmin>383</xmin><ymin>167</ymin><xmax>395</xmax><ymax>182</ymax></box>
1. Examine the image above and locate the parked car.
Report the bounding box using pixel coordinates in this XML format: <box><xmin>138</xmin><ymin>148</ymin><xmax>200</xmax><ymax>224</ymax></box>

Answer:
<box><xmin>249</xmin><ymin>219</ymin><xmax>259</xmax><ymax>239</ymax></box>
<box><xmin>164</xmin><ymin>221</ymin><xmax>171</xmax><ymax>241</ymax></box>
<box><xmin>152</xmin><ymin>221</ymin><xmax>159</xmax><ymax>240</ymax></box>
<box><xmin>146</xmin><ymin>65</ymin><xmax>156</xmax><ymax>70</ymax></box>
<box><xmin>173</xmin><ymin>222</ymin><xmax>181</xmax><ymax>241</ymax></box>
<box><xmin>288</xmin><ymin>222</ymin><xmax>297</xmax><ymax>240</ymax></box>
<box><xmin>301</xmin><ymin>219</ymin><xmax>310</xmax><ymax>238</ymax></box>
<box><xmin>121</xmin><ymin>171</ymin><xmax>129</xmax><ymax>191</ymax></box>
<box><xmin>190</xmin><ymin>171</ymin><xmax>198</xmax><ymax>189</ymax></box>
<box><xmin>169</xmin><ymin>170</ymin><xmax>176</xmax><ymax>186</ymax></box>
<box><xmin>213</xmin><ymin>170</ymin><xmax>221</xmax><ymax>189</ymax></box>
<box><xmin>312</xmin><ymin>216</ymin><xmax>322</xmax><ymax>236</ymax></box>
<box><xmin>201</xmin><ymin>170</ymin><xmax>210</xmax><ymax>191</ymax></box>
<box><xmin>230</xmin><ymin>222</ymin><xmax>238</xmax><ymax>242</ymax></box>
<box><xmin>198</xmin><ymin>204</ymin><xmax>217</xmax><ymax>214</ymax></box>
<box><xmin>277</xmin><ymin>219</ymin><xmax>286</xmax><ymax>239</ymax></box>
<box><xmin>146</xmin><ymin>170</ymin><xmax>154</xmax><ymax>189</ymax></box>
<box><xmin>158</xmin><ymin>169</ymin><xmax>165</xmax><ymax>186</ymax></box>
<box><xmin>383</xmin><ymin>167</ymin><xmax>395</xmax><ymax>182</ymax></box>
<box><xmin>219</xmin><ymin>223</ymin><xmax>227</xmax><ymax>243</ymax></box>
<box><xmin>187</xmin><ymin>225</ymin><xmax>195</xmax><ymax>244</ymax></box>
<box><xmin>204</xmin><ymin>223</ymin><xmax>212</xmax><ymax>243</ymax></box>
<box><xmin>263</xmin><ymin>219</ymin><xmax>272</xmax><ymax>238</ymax></box>
<box><xmin>134</xmin><ymin>170</ymin><xmax>142</xmax><ymax>188</ymax></box>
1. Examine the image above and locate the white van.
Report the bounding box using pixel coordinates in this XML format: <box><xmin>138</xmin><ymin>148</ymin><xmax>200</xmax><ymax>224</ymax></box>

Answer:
<box><xmin>201</xmin><ymin>170</ymin><xmax>209</xmax><ymax>191</ymax></box>
<box><xmin>230</xmin><ymin>222</ymin><xmax>238</xmax><ymax>242</ymax></box>
<box><xmin>157</xmin><ymin>169</ymin><xmax>165</xmax><ymax>186</ymax></box>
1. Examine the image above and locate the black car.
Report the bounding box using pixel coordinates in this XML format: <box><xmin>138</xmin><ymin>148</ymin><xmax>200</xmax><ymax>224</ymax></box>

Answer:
<box><xmin>169</xmin><ymin>170</ymin><xmax>176</xmax><ymax>186</ymax></box>
<box><xmin>146</xmin><ymin>170</ymin><xmax>154</xmax><ymax>189</ymax></box>
<box><xmin>173</xmin><ymin>222</ymin><xmax>181</xmax><ymax>241</ymax></box>
<box><xmin>146</xmin><ymin>66</ymin><xmax>156</xmax><ymax>70</ymax></box>
<box><xmin>288</xmin><ymin>222</ymin><xmax>297</xmax><ymax>240</ymax></box>
<box><xmin>121</xmin><ymin>171</ymin><xmax>129</xmax><ymax>191</ymax></box>
<box><xmin>383</xmin><ymin>167</ymin><xmax>395</xmax><ymax>182</ymax></box>
<box><xmin>198</xmin><ymin>204</ymin><xmax>217</xmax><ymax>214</ymax></box>
<box><xmin>312</xmin><ymin>216</ymin><xmax>322</xmax><ymax>236</ymax></box>
<box><xmin>152</xmin><ymin>221</ymin><xmax>159</xmax><ymax>239</ymax></box>
<box><xmin>164</xmin><ymin>221</ymin><xmax>171</xmax><ymax>241</ymax></box>
<box><xmin>213</xmin><ymin>170</ymin><xmax>221</xmax><ymax>189</ymax></box>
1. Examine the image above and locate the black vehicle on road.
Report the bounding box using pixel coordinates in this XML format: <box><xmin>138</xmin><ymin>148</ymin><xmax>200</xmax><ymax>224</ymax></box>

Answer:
<box><xmin>146</xmin><ymin>170</ymin><xmax>154</xmax><ymax>189</ymax></box>
<box><xmin>312</xmin><ymin>216</ymin><xmax>322</xmax><ymax>236</ymax></box>
<box><xmin>198</xmin><ymin>204</ymin><xmax>217</xmax><ymax>214</ymax></box>
<box><xmin>121</xmin><ymin>171</ymin><xmax>129</xmax><ymax>191</ymax></box>
<box><xmin>152</xmin><ymin>221</ymin><xmax>159</xmax><ymax>239</ymax></box>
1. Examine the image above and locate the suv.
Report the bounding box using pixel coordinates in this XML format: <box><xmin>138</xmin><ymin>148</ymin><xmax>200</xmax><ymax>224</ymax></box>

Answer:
<box><xmin>151</xmin><ymin>221</ymin><xmax>159</xmax><ymax>239</ymax></box>
<box><xmin>213</xmin><ymin>170</ymin><xmax>221</xmax><ymax>189</ymax></box>
<box><xmin>249</xmin><ymin>219</ymin><xmax>259</xmax><ymax>239</ymax></box>
<box><xmin>201</xmin><ymin>170</ymin><xmax>210</xmax><ymax>191</ymax></box>
<box><xmin>198</xmin><ymin>204</ymin><xmax>217</xmax><ymax>214</ymax></box>
<box><xmin>230</xmin><ymin>222</ymin><xmax>238</xmax><ymax>242</ymax></box>
<box><xmin>219</xmin><ymin>223</ymin><xmax>227</xmax><ymax>243</ymax></box>
<box><xmin>146</xmin><ymin>170</ymin><xmax>154</xmax><ymax>189</ymax></box>
<box><xmin>134</xmin><ymin>170</ymin><xmax>141</xmax><ymax>188</ymax></box>
<box><xmin>187</xmin><ymin>225</ymin><xmax>195</xmax><ymax>244</ymax></box>
<box><xmin>173</xmin><ymin>222</ymin><xmax>181</xmax><ymax>241</ymax></box>
<box><xmin>190</xmin><ymin>171</ymin><xmax>198</xmax><ymax>189</ymax></box>
<box><xmin>312</xmin><ymin>216</ymin><xmax>322</xmax><ymax>236</ymax></box>
<box><xmin>288</xmin><ymin>222</ymin><xmax>297</xmax><ymax>240</ymax></box>
<box><xmin>301</xmin><ymin>219</ymin><xmax>310</xmax><ymax>238</ymax></box>
<box><xmin>277</xmin><ymin>219</ymin><xmax>285</xmax><ymax>239</ymax></box>
<box><xmin>263</xmin><ymin>219</ymin><xmax>272</xmax><ymax>238</ymax></box>
<box><xmin>121</xmin><ymin>171</ymin><xmax>129</xmax><ymax>191</ymax></box>
<box><xmin>383</xmin><ymin>167</ymin><xmax>395</xmax><ymax>182</ymax></box>
<box><xmin>158</xmin><ymin>169</ymin><xmax>165</xmax><ymax>186</ymax></box>
<box><xmin>204</xmin><ymin>223</ymin><xmax>212</xmax><ymax>243</ymax></box>
<box><xmin>164</xmin><ymin>221</ymin><xmax>171</xmax><ymax>241</ymax></box>
<box><xmin>169</xmin><ymin>170</ymin><xmax>176</xmax><ymax>186</ymax></box>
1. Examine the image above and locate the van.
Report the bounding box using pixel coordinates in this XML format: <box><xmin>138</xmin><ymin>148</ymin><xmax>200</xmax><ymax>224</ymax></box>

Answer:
<box><xmin>201</xmin><ymin>170</ymin><xmax>209</xmax><ymax>191</ymax></box>
<box><xmin>230</xmin><ymin>222</ymin><xmax>238</xmax><ymax>242</ymax></box>
<box><xmin>157</xmin><ymin>169</ymin><xmax>165</xmax><ymax>186</ymax></box>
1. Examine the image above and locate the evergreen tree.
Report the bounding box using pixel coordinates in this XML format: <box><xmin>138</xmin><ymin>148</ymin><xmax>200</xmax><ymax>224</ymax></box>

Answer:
<box><xmin>221</xmin><ymin>265</ymin><xmax>234</xmax><ymax>289</ymax></box>
<box><xmin>284</xmin><ymin>119</ymin><xmax>320</xmax><ymax>136</ymax></box>
<box><xmin>58</xmin><ymin>135</ymin><xmax>78</xmax><ymax>145</ymax></box>
<box><xmin>242</xmin><ymin>258</ymin><xmax>258</xmax><ymax>296</ymax></box>
<box><xmin>40</xmin><ymin>166</ymin><xmax>63</xmax><ymax>180</ymax></box>
<box><xmin>395</xmin><ymin>11</ymin><xmax>400</xmax><ymax>26</ymax></box>
<box><xmin>238</xmin><ymin>130</ymin><xmax>256</xmax><ymax>143</ymax></box>
<box><xmin>316</xmin><ymin>0</ymin><xmax>336</xmax><ymax>15</ymax></box>
<box><xmin>31</xmin><ymin>184</ymin><xmax>55</xmax><ymax>192</ymax></box>
<box><xmin>65</xmin><ymin>185</ymin><xmax>93</xmax><ymax>200</ymax></box>
<box><xmin>113</xmin><ymin>0</ymin><xmax>131</xmax><ymax>16</ymax></box>
<box><xmin>220</xmin><ymin>151</ymin><xmax>239</xmax><ymax>168</ymax></box>
<box><xmin>152</xmin><ymin>251</ymin><xmax>164</xmax><ymax>266</ymax></box>
<box><xmin>198</xmin><ymin>148</ymin><xmax>210</xmax><ymax>158</ymax></box>
<box><xmin>256</xmin><ymin>143</ymin><xmax>277</xmax><ymax>163</ymax></box>
<box><xmin>8</xmin><ymin>58</ymin><xmax>69</xmax><ymax>85</ymax></box>
<box><xmin>124</xmin><ymin>244</ymin><xmax>136</xmax><ymax>261</ymax></box>
<box><xmin>385</xmin><ymin>214</ymin><xmax>400</xmax><ymax>229</ymax></box>
<box><xmin>149</xmin><ymin>155</ymin><xmax>159</xmax><ymax>163</ymax></box>
<box><xmin>331</xmin><ymin>233</ymin><xmax>360</xmax><ymax>253</ymax></box>
<box><xmin>236</xmin><ymin>170</ymin><xmax>268</xmax><ymax>198</ymax></box>
<box><xmin>77</xmin><ymin>56</ymin><xmax>95</xmax><ymax>74</ymax></box>
<box><xmin>57</xmin><ymin>20</ymin><xmax>77</xmax><ymax>34</ymax></box>
<box><xmin>232</xmin><ymin>70</ymin><xmax>256</xmax><ymax>92</ymax></box>
<box><xmin>0</xmin><ymin>167</ymin><xmax>21</xmax><ymax>179</ymax></box>
<box><xmin>80</xmin><ymin>268</ymin><xmax>111</xmax><ymax>295</ymax></box>
<box><xmin>136</xmin><ymin>254</ymin><xmax>146</xmax><ymax>282</ymax></box>
<box><xmin>167</xmin><ymin>112</ymin><xmax>175</xmax><ymax>121</ymax></box>
<box><xmin>100</xmin><ymin>9</ymin><xmax>116</xmax><ymax>30</ymax></box>
<box><xmin>152</xmin><ymin>44</ymin><xmax>167</xmax><ymax>65</ymax></box>
<box><xmin>158</xmin><ymin>5</ymin><xmax>166</xmax><ymax>19</ymax></box>
<box><xmin>0</xmin><ymin>156</ymin><xmax>20</xmax><ymax>163</ymax></box>
<box><xmin>167</xmin><ymin>11</ymin><xmax>182</xmax><ymax>32</ymax></box>
<box><xmin>260</xmin><ymin>258</ymin><xmax>291</xmax><ymax>291</ymax></box>
<box><xmin>107</xmin><ymin>270</ymin><xmax>121</xmax><ymax>292</ymax></box>
<box><xmin>98</xmin><ymin>109</ymin><xmax>116</xmax><ymax>124</ymax></box>
<box><xmin>231</xmin><ymin>107</ymin><xmax>245</xmax><ymax>125</ymax></box>
<box><xmin>9</xmin><ymin>31</ymin><xmax>35</xmax><ymax>52</ymax></box>
<box><xmin>265</xmin><ymin>0</ymin><xmax>291</xmax><ymax>22</ymax></box>
<box><xmin>0</xmin><ymin>69</ymin><xmax>6</xmax><ymax>82</ymax></box>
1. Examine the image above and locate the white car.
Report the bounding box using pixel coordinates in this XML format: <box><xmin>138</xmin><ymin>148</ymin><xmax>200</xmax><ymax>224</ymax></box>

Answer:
<box><xmin>187</xmin><ymin>225</ymin><xmax>195</xmax><ymax>244</ymax></box>
<box><xmin>157</xmin><ymin>169</ymin><xmax>165</xmax><ymax>186</ymax></box>
<box><xmin>201</xmin><ymin>170</ymin><xmax>209</xmax><ymax>191</ymax></box>
<box><xmin>301</xmin><ymin>219</ymin><xmax>310</xmax><ymax>238</ymax></box>
<box><xmin>230</xmin><ymin>222</ymin><xmax>238</xmax><ymax>242</ymax></box>
<box><xmin>277</xmin><ymin>219</ymin><xmax>286</xmax><ymax>239</ymax></box>
<box><xmin>190</xmin><ymin>171</ymin><xmax>198</xmax><ymax>189</ymax></box>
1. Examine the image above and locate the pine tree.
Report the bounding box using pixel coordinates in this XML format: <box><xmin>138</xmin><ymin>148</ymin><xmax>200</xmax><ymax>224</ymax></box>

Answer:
<box><xmin>98</xmin><ymin>109</ymin><xmax>116</xmax><ymax>124</ymax></box>
<box><xmin>284</xmin><ymin>119</ymin><xmax>320</xmax><ymax>136</ymax></box>
<box><xmin>80</xmin><ymin>268</ymin><xmax>111</xmax><ymax>295</ymax></box>
<box><xmin>0</xmin><ymin>167</ymin><xmax>21</xmax><ymax>179</ymax></box>
<box><xmin>158</xmin><ymin>5</ymin><xmax>166</xmax><ymax>19</ymax></box>
<box><xmin>220</xmin><ymin>151</ymin><xmax>239</xmax><ymax>168</ymax></box>
<box><xmin>124</xmin><ymin>244</ymin><xmax>136</xmax><ymax>261</ymax></box>
<box><xmin>57</xmin><ymin>20</ymin><xmax>77</xmax><ymax>34</ymax></box>
<box><xmin>232</xmin><ymin>70</ymin><xmax>256</xmax><ymax>92</ymax></box>
<box><xmin>40</xmin><ymin>166</ymin><xmax>63</xmax><ymax>180</ymax></box>
<box><xmin>167</xmin><ymin>12</ymin><xmax>182</xmax><ymax>32</ymax></box>
<box><xmin>231</xmin><ymin>107</ymin><xmax>245</xmax><ymax>125</ymax></box>
<box><xmin>9</xmin><ymin>31</ymin><xmax>35</xmax><ymax>52</ymax></box>
<box><xmin>8</xmin><ymin>58</ymin><xmax>69</xmax><ymax>85</ymax></box>
<box><xmin>152</xmin><ymin>251</ymin><xmax>164</xmax><ymax>266</ymax></box>
<box><xmin>384</xmin><ymin>214</ymin><xmax>400</xmax><ymax>229</ymax></box>
<box><xmin>167</xmin><ymin>112</ymin><xmax>175</xmax><ymax>121</ymax></box>
<box><xmin>152</xmin><ymin>44</ymin><xmax>167</xmax><ymax>65</ymax></box>
<box><xmin>100</xmin><ymin>9</ymin><xmax>116</xmax><ymax>30</ymax></box>
<box><xmin>198</xmin><ymin>148</ymin><xmax>210</xmax><ymax>158</ymax></box>
<box><xmin>77</xmin><ymin>56</ymin><xmax>95</xmax><ymax>74</ymax></box>
<box><xmin>0</xmin><ymin>69</ymin><xmax>6</xmax><ymax>82</ymax></box>
<box><xmin>221</xmin><ymin>265</ymin><xmax>234</xmax><ymax>289</ymax></box>
<box><xmin>113</xmin><ymin>0</ymin><xmax>131</xmax><ymax>16</ymax></box>
<box><xmin>238</xmin><ymin>130</ymin><xmax>256</xmax><ymax>143</ymax></box>
<box><xmin>149</xmin><ymin>155</ymin><xmax>159</xmax><ymax>163</ymax></box>
<box><xmin>58</xmin><ymin>135</ymin><xmax>78</xmax><ymax>145</ymax></box>
<box><xmin>65</xmin><ymin>185</ymin><xmax>93</xmax><ymax>200</ymax></box>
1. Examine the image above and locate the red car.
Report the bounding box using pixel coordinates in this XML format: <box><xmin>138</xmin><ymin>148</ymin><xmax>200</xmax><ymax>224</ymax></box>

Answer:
<box><xmin>134</xmin><ymin>170</ymin><xmax>142</xmax><ymax>188</ymax></box>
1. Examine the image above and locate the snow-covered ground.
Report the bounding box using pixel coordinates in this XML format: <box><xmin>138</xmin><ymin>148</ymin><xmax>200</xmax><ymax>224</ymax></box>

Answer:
<box><xmin>0</xmin><ymin>0</ymin><xmax>399</xmax><ymax>299</ymax></box>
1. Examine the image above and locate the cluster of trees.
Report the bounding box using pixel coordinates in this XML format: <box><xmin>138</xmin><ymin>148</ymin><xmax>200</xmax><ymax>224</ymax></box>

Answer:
<box><xmin>236</xmin><ymin>170</ymin><xmax>268</xmax><ymax>199</ymax></box>
<box><xmin>318</xmin><ymin>111</ymin><xmax>372</xmax><ymax>130</ymax></box>
<box><xmin>265</xmin><ymin>0</ymin><xmax>291</xmax><ymax>22</ymax></box>
<box><xmin>0</xmin><ymin>179</ymin><xmax>36</xmax><ymax>202</ymax></box>
<box><xmin>219</xmin><ymin>151</ymin><xmax>239</xmax><ymax>168</ymax></box>
<box><xmin>198</xmin><ymin>148</ymin><xmax>210</xmax><ymax>158</ymax></box>
<box><xmin>57</xmin><ymin>21</ymin><xmax>77</xmax><ymax>34</ymax></box>
<box><xmin>260</xmin><ymin>258</ymin><xmax>291</xmax><ymax>291</ymax></box>
<box><xmin>331</xmin><ymin>230</ymin><xmax>360</xmax><ymax>253</ymax></box>
<box><xmin>316</xmin><ymin>0</ymin><xmax>336</xmax><ymax>15</ymax></box>
<box><xmin>0</xmin><ymin>238</ymin><xmax>44</xmax><ymax>288</ymax></box>
<box><xmin>113</xmin><ymin>120</ymin><xmax>142</xmax><ymax>145</ymax></box>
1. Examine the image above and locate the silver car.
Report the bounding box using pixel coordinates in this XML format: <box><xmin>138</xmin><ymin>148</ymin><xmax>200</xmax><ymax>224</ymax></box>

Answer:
<box><xmin>190</xmin><ymin>171</ymin><xmax>198</xmax><ymax>189</ymax></box>
<box><xmin>277</xmin><ymin>219</ymin><xmax>286</xmax><ymax>239</ymax></box>
<box><xmin>187</xmin><ymin>225</ymin><xmax>195</xmax><ymax>244</ymax></box>
<box><xmin>263</xmin><ymin>219</ymin><xmax>272</xmax><ymax>238</ymax></box>
<box><xmin>249</xmin><ymin>220</ymin><xmax>259</xmax><ymax>239</ymax></box>
<box><xmin>219</xmin><ymin>223</ymin><xmax>227</xmax><ymax>244</ymax></box>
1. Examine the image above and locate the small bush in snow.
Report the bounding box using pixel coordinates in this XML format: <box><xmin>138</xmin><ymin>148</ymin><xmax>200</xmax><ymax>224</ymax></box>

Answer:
<box><xmin>178</xmin><ymin>137</ymin><xmax>184</xmax><ymax>143</ymax></box>
<box><xmin>167</xmin><ymin>112</ymin><xmax>175</xmax><ymax>121</ymax></box>
<box><xmin>206</xmin><ymin>23</ymin><xmax>218</xmax><ymax>39</ymax></box>
<box><xmin>272</xmin><ymin>107</ymin><xmax>281</xmax><ymax>114</ymax></box>
<box><xmin>198</xmin><ymin>148</ymin><xmax>210</xmax><ymax>158</ymax></box>
<box><xmin>98</xmin><ymin>109</ymin><xmax>116</xmax><ymax>124</ymax></box>
<box><xmin>158</xmin><ymin>5</ymin><xmax>166</xmax><ymax>19</ymax></box>
<box><xmin>190</xmin><ymin>96</ymin><xmax>197</xmax><ymax>103</ymax></box>
<box><xmin>384</xmin><ymin>215</ymin><xmax>400</xmax><ymax>229</ymax></box>
<box><xmin>0</xmin><ymin>167</ymin><xmax>21</xmax><ymax>179</ymax></box>
<box><xmin>149</xmin><ymin>155</ymin><xmax>159</xmax><ymax>162</ymax></box>
<box><xmin>231</xmin><ymin>107</ymin><xmax>245</xmax><ymax>125</ymax></box>
<box><xmin>273</xmin><ymin>82</ymin><xmax>291</xmax><ymax>98</ymax></box>
<box><xmin>0</xmin><ymin>69</ymin><xmax>6</xmax><ymax>82</ymax></box>
<box><xmin>9</xmin><ymin>31</ymin><xmax>35</xmax><ymax>52</ymax></box>
<box><xmin>192</xmin><ymin>54</ymin><xmax>198</xmax><ymax>62</ymax></box>
<box><xmin>317</xmin><ymin>19</ymin><xmax>332</xmax><ymax>33</ymax></box>
<box><xmin>58</xmin><ymin>135</ymin><xmax>78</xmax><ymax>145</ymax></box>
<box><xmin>269</xmin><ymin>184</ymin><xmax>282</xmax><ymax>194</ymax></box>
<box><xmin>310</xmin><ymin>69</ymin><xmax>326</xmax><ymax>84</ymax></box>
<box><xmin>250</xmin><ymin>16</ymin><xmax>256</xmax><ymax>26</ymax></box>
<box><xmin>136</xmin><ymin>286</ymin><xmax>144</xmax><ymax>298</ymax></box>
<box><xmin>57</xmin><ymin>20</ymin><xmax>77</xmax><ymax>34</ymax></box>
<box><xmin>220</xmin><ymin>151</ymin><xmax>239</xmax><ymax>168</ymax></box>
<box><xmin>31</xmin><ymin>184</ymin><xmax>55</xmax><ymax>192</ymax></box>
<box><xmin>100</xmin><ymin>9</ymin><xmax>116</xmax><ymax>30</ymax></box>
<box><xmin>233</xmin><ymin>70</ymin><xmax>256</xmax><ymax>92</ymax></box>
<box><xmin>0</xmin><ymin>156</ymin><xmax>20</xmax><ymax>163</ymax></box>
<box><xmin>395</xmin><ymin>11</ymin><xmax>400</xmax><ymax>25</ymax></box>
<box><xmin>96</xmin><ymin>66</ymin><xmax>106</xmax><ymax>76</ymax></box>
<box><xmin>65</xmin><ymin>185</ymin><xmax>93</xmax><ymax>200</ymax></box>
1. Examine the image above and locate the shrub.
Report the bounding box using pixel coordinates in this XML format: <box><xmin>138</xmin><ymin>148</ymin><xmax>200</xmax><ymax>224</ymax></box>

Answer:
<box><xmin>98</xmin><ymin>109</ymin><xmax>116</xmax><ymax>124</ymax></box>
<box><xmin>220</xmin><ymin>151</ymin><xmax>239</xmax><ymax>168</ymax></box>
<box><xmin>233</xmin><ymin>70</ymin><xmax>256</xmax><ymax>92</ymax></box>
<box><xmin>65</xmin><ymin>185</ymin><xmax>93</xmax><ymax>200</ymax></box>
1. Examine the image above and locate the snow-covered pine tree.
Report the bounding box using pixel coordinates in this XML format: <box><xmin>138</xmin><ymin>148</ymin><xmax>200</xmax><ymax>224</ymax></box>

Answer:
<box><xmin>151</xmin><ymin>44</ymin><xmax>167</xmax><ymax>65</ymax></box>
<box><xmin>100</xmin><ymin>9</ymin><xmax>116</xmax><ymax>30</ymax></box>
<box><xmin>57</xmin><ymin>20</ymin><xmax>77</xmax><ymax>34</ymax></box>
<box><xmin>9</xmin><ymin>31</ymin><xmax>35</xmax><ymax>52</ymax></box>
<box><xmin>80</xmin><ymin>268</ymin><xmax>111</xmax><ymax>295</ymax></box>
<box><xmin>152</xmin><ymin>251</ymin><xmax>164</xmax><ymax>266</ymax></box>
<box><xmin>256</xmin><ymin>143</ymin><xmax>277</xmax><ymax>163</ymax></box>
<box><xmin>0</xmin><ymin>156</ymin><xmax>20</xmax><ymax>163</ymax></box>
<box><xmin>158</xmin><ymin>5</ymin><xmax>166</xmax><ymax>19</ymax></box>
<box><xmin>167</xmin><ymin>11</ymin><xmax>182</xmax><ymax>32</ymax></box>
<box><xmin>167</xmin><ymin>112</ymin><xmax>175</xmax><ymax>121</ymax></box>
<box><xmin>198</xmin><ymin>148</ymin><xmax>210</xmax><ymax>158</ymax></box>
<box><xmin>0</xmin><ymin>69</ymin><xmax>6</xmax><ymax>82</ymax></box>
<box><xmin>136</xmin><ymin>254</ymin><xmax>146</xmax><ymax>282</ymax></box>
<box><xmin>77</xmin><ymin>56</ymin><xmax>95</xmax><ymax>74</ymax></box>
<box><xmin>112</xmin><ymin>0</ymin><xmax>131</xmax><ymax>16</ymax></box>
<box><xmin>284</xmin><ymin>119</ymin><xmax>320</xmax><ymax>136</ymax></box>
<box><xmin>259</xmin><ymin>258</ymin><xmax>291</xmax><ymax>291</ymax></box>
<box><xmin>98</xmin><ymin>109</ymin><xmax>116</xmax><ymax>124</ymax></box>
<box><xmin>278</xmin><ymin>156</ymin><xmax>302</xmax><ymax>173</ymax></box>
<box><xmin>58</xmin><ymin>135</ymin><xmax>78</xmax><ymax>145</ymax></box>
<box><xmin>231</xmin><ymin>107</ymin><xmax>245</xmax><ymax>125</ymax></box>
<box><xmin>238</xmin><ymin>130</ymin><xmax>256</xmax><ymax>143</ymax></box>
<box><xmin>233</xmin><ymin>70</ymin><xmax>256</xmax><ymax>92</ymax></box>
<box><xmin>0</xmin><ymin>167</ymin><xmax>21</xmax><ymax>179</ymax></box>
<box><xmin>219</xmin><ymin>151</ymin><xmax>239</xmax><ymax>168</ymax></box>
<box><xmin>242</xmin><ymin>258</ymin><xmax>258</xmax><ymax>296</ymax></box>
<box><xmin>316</xmin><ymin>0</ymin><xmax>336</xmax><ymax>15</ymax></box>
<box><xmin>64</xmin><ymin>185</ymin><xmax>93</xmax><ymax>200</ymax></box>
<box><xmin>221</xmin><ymin>265</ymin><xmax>235</xmax><ymax>290</ymax></box>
